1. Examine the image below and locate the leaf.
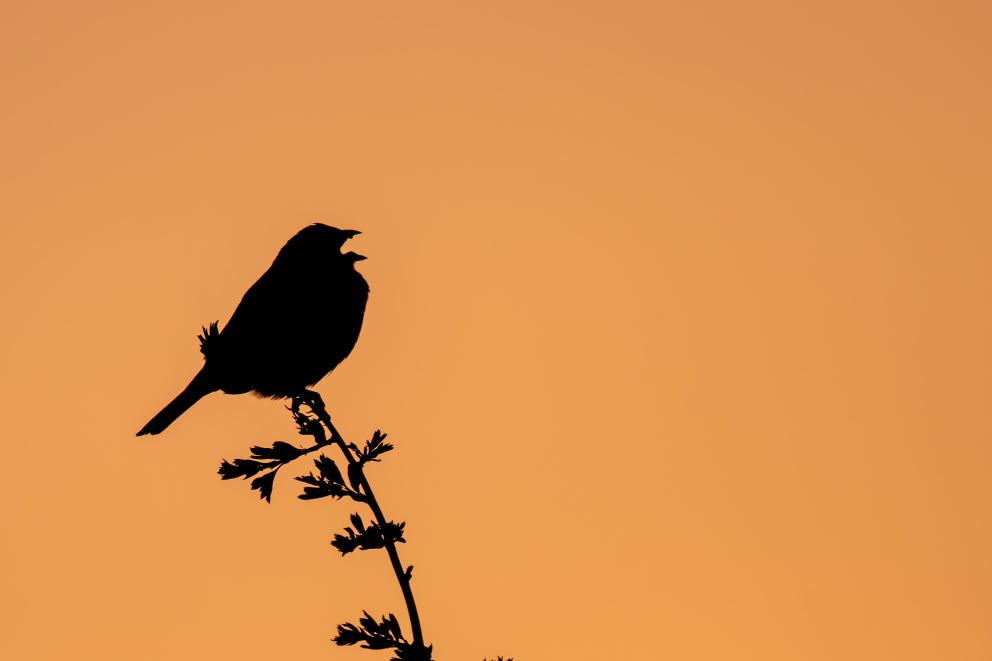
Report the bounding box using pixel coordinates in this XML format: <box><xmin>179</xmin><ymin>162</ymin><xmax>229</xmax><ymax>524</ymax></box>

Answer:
<box><xmin>250</xmin><ymin>469</ymin><xmax>278</xmax><ymax>503</ymax></box>
<box><xmin>350</xmin><ymin>512</ymin><xmax>366</xmax><ymax>532</ymax></box>
<box><xmin>387</xmin><ymin>613</ymin><xmax>402</xmax><ymax>640</ymax></box>
<box><xmin>250</xmin><ymin>441</ymin><xmax>303</xmax><ymax>462</ymax></box>
<box><xmin>314</xmin><ymin>454</ymin><xmax>344</xmax><ymax>485</ymax></box>
<box><xmin>295</xmin><ymin>473</ymin><xmax>321</xmax><ymax>487</ymax></box>
<box><xmin>333</xmin><ymin>612</ymin><xmax>404</xmax><ymax>650</ymax></box>
<box><xmin>379</xmin><ymin>520</ymin><xmax>407</xmax><ymax>546</ymax></box>
<box><xmin>359</xmin><ymin>610</ymin><xmax>378</xmax><ymax>629</ymax></box>
<box><xmin>299</xmin><ymin>486</ymin><xmax>328</xmax><ymax>500</ymax></box>
<box><xmin>334</xmin><ymin>622</ymin><xmax>365</xmax><ymax>647</ymax></box>
<box><xmin>294</xmin><ymin>456</ymin><xmax>366</xmax><ymax>502</ymax></box>
<box><xmin>363</xmin><ymin>430</ymin><xmax>395</xmax><ymax>462</ymax></box>
<box><xmin>218</xmin><ymin>458</ymin><xmax>268</xmax><ymax>480</ymax></box>
<box><xmin>271</xmin><ymin>441</ymin><xmax>304</xmax><ymax>461</ymax></box>
<box><xmin>218</xmin><ymin>459</ymin><xmax>241</xmax><ymax>480</ymax></box>
<box><xmin>332</xmin><ymin>527</ymin><xmax>361</xmax><ymax>554</ymax></box>
<box><xmin>331</xmin><ymin>519</ymin><xmax>405</xmax><ymax>554</ymax></box>
<box><xmin>347</xmin><ymin>462</ymin><xmax>364</xmax><ymax>492</ymax></box>
<box><xmin>296</xmin><ymin>476</ymin><xmax>358</xmax><ymax>501</ymax></box>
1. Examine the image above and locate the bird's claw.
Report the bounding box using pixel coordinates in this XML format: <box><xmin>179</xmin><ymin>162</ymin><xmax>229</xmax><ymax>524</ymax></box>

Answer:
<box><xmin>291</xmin><ymin>390</ymin><xmax>327</xmax><ymax>418</ymax></box>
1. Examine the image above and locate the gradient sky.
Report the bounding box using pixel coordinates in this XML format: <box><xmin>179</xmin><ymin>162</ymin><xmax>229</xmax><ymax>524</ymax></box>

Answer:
<box><xmin>2</xmin><ymin>1</ymin><xmax>990</xmax><ymax>659</ymax></box>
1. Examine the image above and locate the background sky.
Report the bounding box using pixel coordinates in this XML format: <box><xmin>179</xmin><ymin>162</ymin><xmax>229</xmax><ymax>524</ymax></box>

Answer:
<box><xmin>2</xmin><ymin>1</ymin><xmax>990</xmax><ymax>659</ymax></box>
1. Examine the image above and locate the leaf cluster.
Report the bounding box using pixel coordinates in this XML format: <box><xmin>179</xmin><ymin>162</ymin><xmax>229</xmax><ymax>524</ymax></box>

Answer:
<box><xmin>296</xmin><ymin>454</ymin><xmax>365</xmax><ymax>502</ymax></box>
<box><xmin>332</xmin><ymin>513</ymin><xmax>406</xmax><ymax>555</ymax></box>
<box><xmin>218</xmin><ymin>441</ymin><xmax>307</xmax><ymax>502</ymax></box>
<box><xmin>334</xmin><ymin>611</ymin><xmax>433</xmax><ymax>661</ymax></box>
<box><xmin>290</xmin><ymin>406</ymin><xmax>327</xmax><ymax>441</ymax></box>
<box><xmin>351</xmin><ymin>430</ymin><xmax>394</xmax><ymax>464</ymax></box>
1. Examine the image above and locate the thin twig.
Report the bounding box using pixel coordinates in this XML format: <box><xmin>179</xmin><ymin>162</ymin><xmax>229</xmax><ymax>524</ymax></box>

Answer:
<box><xmin>303</xmin><ymin>390</ymin><xmax>426</xmax><ymax>649</ymax></box>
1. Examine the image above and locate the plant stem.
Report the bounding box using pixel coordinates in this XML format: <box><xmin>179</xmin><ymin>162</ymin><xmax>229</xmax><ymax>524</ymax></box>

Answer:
<box><xmin>306</xmin><ymin>392</ymin><xmax>425</xmax><ymax>648</ymax></box>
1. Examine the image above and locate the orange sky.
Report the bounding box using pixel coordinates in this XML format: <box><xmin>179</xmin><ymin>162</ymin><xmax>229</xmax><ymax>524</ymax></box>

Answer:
<box><xmin>2</xmin><ymin>1</ymin><xmax>990</xmax><ymax>659</ymax></box>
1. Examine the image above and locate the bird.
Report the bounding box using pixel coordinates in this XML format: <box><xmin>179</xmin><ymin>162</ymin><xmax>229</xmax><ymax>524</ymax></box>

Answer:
<box><xmin>137</xmin><ymin>223</ymin><xmax>369</xmax><ymax>436</ymax></box>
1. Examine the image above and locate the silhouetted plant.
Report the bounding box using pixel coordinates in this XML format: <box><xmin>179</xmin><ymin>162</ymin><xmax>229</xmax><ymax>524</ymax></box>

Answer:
<box><xmin>218</xmin><ymin>391</ymin><xmax>511</xmax><ymax>660</ymax></box>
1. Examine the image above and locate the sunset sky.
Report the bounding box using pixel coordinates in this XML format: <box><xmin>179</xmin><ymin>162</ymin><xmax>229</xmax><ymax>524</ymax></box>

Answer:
<box><xmin>2</xmin><ymin>1</ymin><xmax>990</xmax><ymax>659</ymax></box>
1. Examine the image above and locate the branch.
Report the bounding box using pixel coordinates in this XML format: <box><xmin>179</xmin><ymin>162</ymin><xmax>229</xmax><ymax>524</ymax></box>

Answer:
<box><xmin>299</xmin><ymin>391</ymin><xmax>428</xmax><ymax>653</ymax></box>
<box><xmin>218</xmin><ymin>391</ymin><xmax>432</xmax><ymax>659</ymax></box>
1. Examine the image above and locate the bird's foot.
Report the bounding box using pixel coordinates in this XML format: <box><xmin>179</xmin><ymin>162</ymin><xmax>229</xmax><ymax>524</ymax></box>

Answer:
<box><xmin>291</xmin><ymin>389</ymin><xmax>327</xmax><ymax>417</ymax></box>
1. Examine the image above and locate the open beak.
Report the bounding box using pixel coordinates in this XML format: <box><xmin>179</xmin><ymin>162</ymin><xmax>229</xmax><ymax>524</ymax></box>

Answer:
<box><xmin>341</xmin><ymin>230</ymin><xmax>362</xmax><ymax>255</ymax></box>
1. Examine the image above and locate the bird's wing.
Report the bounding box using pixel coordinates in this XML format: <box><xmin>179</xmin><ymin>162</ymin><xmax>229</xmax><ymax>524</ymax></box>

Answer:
<box><xmin>220</xmin><ymin>270</ymin><xmax>285</xmax><ymax>345</ymax></box>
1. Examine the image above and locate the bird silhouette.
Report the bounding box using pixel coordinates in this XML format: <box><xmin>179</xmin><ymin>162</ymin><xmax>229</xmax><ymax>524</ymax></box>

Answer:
<box><xmin>137</xmin><ymin>223</ymin><xmax>369</xmax><ymax>436</ymax></box>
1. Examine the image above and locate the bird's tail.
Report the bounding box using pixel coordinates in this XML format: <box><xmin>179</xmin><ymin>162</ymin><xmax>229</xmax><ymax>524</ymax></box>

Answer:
<box><xmin>137</xmin><ymin>368</ymin><xmax>216</xmax><ymax>436</ymax></box>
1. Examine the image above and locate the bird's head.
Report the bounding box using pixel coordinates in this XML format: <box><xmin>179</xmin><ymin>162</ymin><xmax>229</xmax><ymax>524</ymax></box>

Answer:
<box><xmin>297</xmin><ymin>223</ymin><xmax>361</xmax><ymax>251</ymax></box>
<box><xmin>276</xmin><ymin>223</ymin><xmax>363</xmax><ymax>263</ymax></box>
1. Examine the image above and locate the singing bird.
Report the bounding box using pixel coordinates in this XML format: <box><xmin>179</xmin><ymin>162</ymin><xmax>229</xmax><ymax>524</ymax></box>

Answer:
<box><xmin>137</xmin><ymin>224</ymin><xmax>369</xmax><ymax>436</ymax></box>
